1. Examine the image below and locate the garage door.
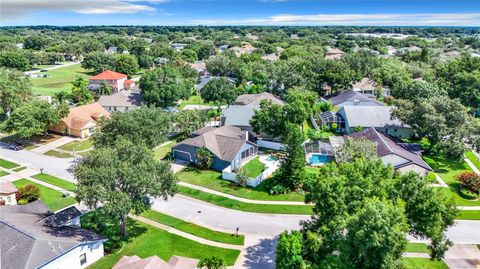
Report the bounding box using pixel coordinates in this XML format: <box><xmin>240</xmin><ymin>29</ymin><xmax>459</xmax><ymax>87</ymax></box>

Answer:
<box><xmin>173</xmin><ymin>150</ymin><xmax>192</xmax><ymax>162</ymax></box>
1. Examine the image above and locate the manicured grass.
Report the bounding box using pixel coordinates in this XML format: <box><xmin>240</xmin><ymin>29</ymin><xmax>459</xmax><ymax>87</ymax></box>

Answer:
<box><xmin>423</xmin><ymin>153</ymin><xmax>479</xmax><ymax>206</ymax></box>
<box><xmin>406</xmin><ymin>243</ymin><xmax>429</xmax><ymax>253</ymax></box>
<box><xmin>177</xmin><ymin>167</ymin><xmax>304</xmax><ymax>202</ymax></box>
<box><xmin>154</xmin><ymin>141</ymin><xmax>175</xmax><ymax>160</ymax></box>
<box><xmin>457</xmin><ymin>210</ymin><xmax>480</xmax><ymax>220</ymax></box>
<box><xmin>177</xmin><ymin>185</ymin><xmax>312</xmax><ymax>215</ymax></box>
<box><xmin>31</xmin><ymin>64</ymin><xmax>92</xmax><ymax>96</ymax></box>
<box><xmin>59</xmin><ymin>139</ymin><xmax>93</xmax><ymax>151</ymax></box>
<box><xmin>84</xmin><ymin>216</ymin><xmax>240</xmax><ymax>269</ymax></box>
<box><xmin>12</xmin><ymin>166</ymin><xmax>26</xmax><ymax>172</ymax></box>
<box><xmin>31</xmin><ymin>173</ymin><xmax>76</xmax><ymax>192</ymax></box>
<box><xmin>0</xmin><ymin>170</ymin><xmax>9</xmax><ymax>177</ymax></box>
<box><xmin>45</xmin><ymin>150</ymin><xmax>73</xmax><ymax>158</ymax></box>
<box><xmin>0</xmin><ymin>158</ymin><xmax>19</xmax><ymax>169</ymax></box>
<box><xmin>141</xmin><ymin>210</ymin><xmax>244</xmax><ymax>245</ymax></box>
<box><xmin>242</xmin><ymin>157</ymin><xmax>265</xmax><ymax>178</ymax></box>
<box><xmin>178</xmin><ymin>95</ymin><xmax>216</xmax><ymax>110</ymax></box>
<box><xmin>13</xmin><ymin>179</ymin><xmax>76</xmax><ymax>211</ymax></box>
<box><xmin>465</xmin><ymin>150</ymin><xmax>480</xmax><ymax>170</ymax></box>
<box><xmin>402</xmin><ymin>258</ymin><xmax>448</xmax><ymax>269</ymax></box>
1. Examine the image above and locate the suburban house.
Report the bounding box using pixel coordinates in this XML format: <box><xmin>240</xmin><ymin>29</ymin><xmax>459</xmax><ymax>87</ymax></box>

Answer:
<box><xmin>336</xmin><ymin>105</ymin><xmax>413</xmax><ymax>138</ymax></box>
<box><xmin>190</xmin><ymin>61</ymin><xmax>208</xmax><ymax>76</ymax></box>
<box><xmin>327</xmin><ymin>90</ymin><xmax>385</xmax><ymax>108</ymax></box>
<box><xmin>0</xmin><ymin>180</ymin><xmax>18</xmax><ymax>205</ymax></box>
<box><xmin>347</xmin><ymin>128</ymin><xmax>432</xmax><ymax>175</ymax></box>
<box><xmin>229</xmin><ymin>44</ymin><xmax>255</xmax><ymax>56</ymax></box>
<box><xmin>113</xmin><ymin>255</ymin><xmax>199</xmax><ymax>269</ymax></box>
<box><xmin>170</xmin><ymin>43</ymin><xmax>188</xmax><ymax>51</ymax></box>
<box><xmin>88</xmin><ymin>70</ymin><xmax>135</xmax><ymax>93</ymax></box>
<box><xmin>0</xmin><ymin>201</ymin><xmax>106</xmax><ymax>269</ymax></box>
<box><xmin>325</xmin><ymin>47</ymin><xmax>345</xmax><ymax>60</ymax></box>
<box><xmin>49</xmin><ymin>103</ymin><xmax>110</xmax><ymax>139</ymax></box>
<box><xmin>98</xmin><ymin>90</ymin><xmax>142</xmax><ymax>112</ymax></box>
<box><xmin>172</xmin><ymin>126</ymin><xmax>258</xmax><ymax>171</ymax></box>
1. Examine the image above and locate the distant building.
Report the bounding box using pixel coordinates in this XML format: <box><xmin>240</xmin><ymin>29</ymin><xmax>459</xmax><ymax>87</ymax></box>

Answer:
<box><xmin>49</xmin><ymin>103</ymin><xmax>110</xmax><ymax>138</ymax></box>
<box><xmin>170</xmin><ymin>43</ymin><xmax>187</xmax><ymax>51</ymax></box>
<box><xmin>113</xmin><ymin>255</ymin><xmax>199</xmax><ymax>269</ymax></box>
<box><xmin>262</xmin><ymin>53</ymin><xmax>279</xmax><ymax>61</ymax></box>
<box><xmin>0</xmin><ymin>181</ymin><xmax>18</xmax><ymax>205</ymax></box>
<box><xmin>325</xmin><ymin>48</ymin><xmax>345</xmax><ymax>60</ymax></box>
<box><xmin>88</xmin><ymin>70</ymin><xmax>131</xmax><ymax>93</ymax></box>
<box><xmin>351</xmin><ymin>77</ymin><xmax>390</xmax><ymax>97</ymax></box>
<box><xmin>98</xmin><ymin>90</ymin><xmax>142</xmax><ymax>113</ymax></box>
<box><xmin>229</xmin><ymin>44</ymin><xmax>255</xmax><ymax>56</ymax></box>
<box><xmin>0</xmin><ymin>200</ymin><xmax>106</xmax><ymax>269</ymax></box>
<box><xmin>104</xmin><ymin>46</ymin><xmax>117</xmax><ymax>54</ymax></box>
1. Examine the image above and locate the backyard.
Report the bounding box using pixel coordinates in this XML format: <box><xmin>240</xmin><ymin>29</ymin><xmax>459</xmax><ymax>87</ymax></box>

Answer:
<box><xmin>13</xmin><ymin>179</ymin><xmax>76</xmax><ymax>211</ymax></box>
<box><xmin>30</xmin><ymin>63</ymin><xmax>92</xmax><ymax>96</ymax></box>
<box><xmin>82</xmin><ymin>213</ymin><xmax>240</xmax><ymax>269</ymax></box>
<box><xmin>242</xmin><ymin>156</ymin><xmax>265</xmax><ymax>178</ymax></box>
<box><xmin>176</xmin><ymin>167</ymin><xmax>304</xmax><ymax>202</ymax></box>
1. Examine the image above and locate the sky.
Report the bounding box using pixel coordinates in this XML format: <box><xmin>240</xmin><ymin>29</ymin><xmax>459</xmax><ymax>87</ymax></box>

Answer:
<box><xmin>1</xmin><ymin>0</ymin><xmax>479</xmax><ymax>27</ymax></box>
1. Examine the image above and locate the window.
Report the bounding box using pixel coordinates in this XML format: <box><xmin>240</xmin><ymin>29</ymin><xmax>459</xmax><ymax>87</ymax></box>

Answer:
<box><xmin>80</xmin><ymin>253</ymin><xmax>87</xmax><ymax>265</ymax></box>
<box><xmin>88</xmin><ymin>127</ymin><xmax>95</xmax><ymax>134</ymax></box>
<box><xmin>7</xmin><ymin>196</ymin><xmax>11</xmax><ymax>203</ymax></box>
<box><xmin>394</xmin><ymin>128</ymin><xmax>398</xmax><ymax>132</ymax></box>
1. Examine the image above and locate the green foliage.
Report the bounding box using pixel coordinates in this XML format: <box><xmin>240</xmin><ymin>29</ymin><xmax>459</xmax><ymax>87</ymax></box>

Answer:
<box><xmin>114</xmin><ymin>54</ymin><xmax>139</xmax><ymax>77</ymax></box>
<box><xmin>201</xmin><ymin>77</ymin><xmax>237</xmax><ymax>106</ymax></box>
<box><xmin>196</xmin><ymin>147</ymin><xmax>213</xmax><ymax>169</ymax></box>
<box><xmin>70</xmin><ymin>76</ymin><xmax>93</xmax><ymax>104</ymax></box>
<box><xmin>0</xmin><ymin>68</ymin><xmax>32</xmax><ymax>120</ymax></box>
<box><xmin>199</xmin><ymin>256</ymin><xmax>227</xmax><ymax>269</ymax></box>
<box><xmin>17</xmin><ymin>184</ymin><xmax>41</xmax><ymax>202</ymax></box>
<box><xmin>81</xmin><ymin>52</ymin><xmax>115</xmax><ymax>73</ymax></box>
<box><xmin>456</xmin><ymin>172</ymin><xmax>480</xmax><ymax>195</ymax></box>
<box><xmin>96</xmin><ymin>80</ymin><xmax>112</xmax><ymax>96</ymax></box>
<box><xmin>334</xmin><ymin>137</ymin><xmax>378</xmax><ymax>163</ymax></box>
<box><xmin>276</xmin><ymin>231</ymin><xmax>307</xmax><ymax>269</ymax></box>
<box><xmin>234</xmin><ymin>167</ymin><xmax>248</xmax><ymax>187</ymax></box>
<box><xmin>174</xmin><ymin>109</ymin><xmax>209</xmax><ymax>140</ymax></box>
<box><xmin>391</xmin><ymin>80</ymin><xmax>446</xmax><ymax>102</ymax></box>
<box><xmin>0</xmin><ymin>51</ymin><xmax>32</xmax><ymax>71</ymax></box>
<box><xmin>75</xmin><ymin>139</ymin><xmax>177</xmax><ymax>237</ymax></box>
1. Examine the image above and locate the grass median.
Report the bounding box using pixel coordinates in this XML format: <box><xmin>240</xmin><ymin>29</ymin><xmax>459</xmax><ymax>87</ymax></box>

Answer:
<box><xmin>177</xmin><ymin>185</ymin><xmax>313</xmax><ymax>215</ymax></box>
<box><xmin>141</xmin><ymin>210</ymin><xmax>244</xmax><ymax>245</ymax></box>
<box><xmin>0</xmin><ymin>158</ymin><xmax>19</xmax><ymax>169</ymax></box>
<box><xmin>457</xmin><ymin>210</ymin><xmax>480</xmax><ymax>220</ymax></box>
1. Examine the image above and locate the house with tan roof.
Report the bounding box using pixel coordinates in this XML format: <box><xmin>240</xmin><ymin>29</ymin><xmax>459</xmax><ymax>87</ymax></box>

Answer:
<box><xmin>49</xmin><ymin>103</ymin><xmax>110</xmax><ymax>139</ymax></box>
<box><xmin>113</xmin><ymin>255</ymin><xmax>199</xmax><ymax>269</ymax></box>
<box><xmin>88</xmin><ymin>70</ymin><xmax>135</xmax><ymax>93</ymax></box>
<box><xmin>0</xmin><ymin>180</ymin><xmax>18</xmax><ymax>205</ymax></box>
<box><xmin>325</xmin><ymin>47</ymin><xmax>345</xmax><ymax>60</ymax></box>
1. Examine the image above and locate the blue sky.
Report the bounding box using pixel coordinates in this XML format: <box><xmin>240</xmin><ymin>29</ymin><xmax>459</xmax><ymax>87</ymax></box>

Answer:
<box><xmin>2</xmin><ymin>0</ymin><xmax>479</xmax><ymax>26</ymax></box>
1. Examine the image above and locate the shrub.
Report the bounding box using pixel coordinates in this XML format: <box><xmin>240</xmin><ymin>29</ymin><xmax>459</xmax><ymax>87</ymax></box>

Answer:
<box><xmin>196</xmin><ymin>147</ymin><xmax>213</xmax><ymax>169</ymax></box>
<box><xmin>17</xmin><ymin>184</ymin><xmax>40</xmax><ymax>202</ymax></box>
<box><xmin>0</xmin><ymin>199</ymin><xmax>5</xmax><ymax>206</ymax></box>
<box><xmin>426</xmin><ymin>172</ymin><xmax>437</xmax><ymax>183</ymax></box>
<box><xmin>457</xmin><ymin>172</ymin><xmax>480</xmax><ymax>195</ymax></box>
<box><xmin>17</xmin><ymin>198</ymin><xmax>28</xmax><ymax>205</ymax></box>
<box><xmin>199</xmin><ymin>256</ymin><xmax>226</xmax><ymax>269</ymax></box>
<box><xmin>234</xmin><ymin>167</ymin><xmax>248</xmax><ymax>187</ymax></box>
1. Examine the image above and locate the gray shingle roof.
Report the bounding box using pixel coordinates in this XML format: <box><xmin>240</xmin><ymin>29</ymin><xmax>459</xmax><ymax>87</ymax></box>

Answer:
<box><xmin>235</xmin><ymin>92</ymin><xmax>284</xmax><ymax>106</ymax></box>
<box><xmin>327</xmin><ymin>90</ymin><xmax>384</xmax><ymax>107</ymax></box>
<box><xmin>349</xmin><ymin>128</ymin><xmax>431</xmax><ymax>171</ymax></box>
<box><xmin>173</xmin><ymin>126</ymin><xmax>248</xmax><ymax>162</ymax></box>
<box><xmin>0</xmin><ymin>201</ymin><xmax>104</xmax><ymax>269</ymax></box>
<box><xmin>39</xmin><ymin>206</ymin><xmax>82</xmax><ymax>228</ymax></box>
<box><xmin>98</xmin><ymin>90</ymin><xmax>142</xmax><ymax>108</ymax></box>
<box><xmin>340</xmin><ymin>106</ymin><xmax>408</xmax><ymax>128</ymax></box>
<box><xmin>221</xmin><ymin>105</ymin><xmax>258</xmax><ymax>127</ymax></box>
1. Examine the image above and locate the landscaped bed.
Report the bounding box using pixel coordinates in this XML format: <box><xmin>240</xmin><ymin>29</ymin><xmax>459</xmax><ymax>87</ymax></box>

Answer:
<box><xmin>31</xmin><ymin>173</ymin><xmax>76</xmax><ymax>192</ymax></box>
<box><xmin>0</xmin><ymin>158</ymin><xmax>19</xmax><ymax>169</ymax></box>
<box><xmin>13</xmin><ymin>179</ymin><xmax>76</xmax><ymax>211</ymax></box>
<box><xmin>177</xmin><ymin>185</ymin><xmax>313</xmax><ymax>215</ymax></box>
<box><xmin>83</xmin><ymin>214</ymin><xmax>240</xmax><ymax>269</ymax></box>
<box><xmin>141</xmin><ymin>210</ymin><xmax>244</xmax><ymax>245</ymax></box>
<box><xmin>176</xmin><ymin>167</ymin><xmax>304</xmax><ymax>202</ymax></box>
<box><xmin>59</xmin><ymin>139</ymin><xmax>93</xmax><ymax>151</ymax></box>
<box><xmin>242</xmin><ymin>157</ymin><xmax>265</xmax><ymax>178</ymax></box>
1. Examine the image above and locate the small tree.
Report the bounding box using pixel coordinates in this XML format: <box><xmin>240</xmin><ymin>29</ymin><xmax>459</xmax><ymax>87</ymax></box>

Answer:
<box><xmin>196</xmin><ymin>147</ymin><xmax>213</xmax><ymax>169</ymax></box>
<box><xmin>457</xmin><ymin>172</ymin><xmax>480</xmax><ymax>195</ymax></box>
<box><xmin>275</xmin><ymin>124</ymin><xmax>306</xmax><ymax>191</ymax></box>
<box><xmin>97</xmin><ymin>80</ymin><xmax>112</xmax><ymax>96</ymax></box>
<box><xmin>335</xmin><ymin>137</ymin><xmax>378</xmax><ymax>163</ymax></box>
<box><xmin>199</xmin><ymin>256</ymin><xmax>226</xmax><ymax>269</ymax></box>
<box><xmin>17</xmin><ymin>184</ymin><xmax>40</xmax><ymax>202</ymax></box>
<box><xmin>276</xmin><ymin>231</ymin><xmax>307</xmax><ymax>269</ymax></box>
<box><xmin>235</xmin><ymin>167</ymin><xmax>248</xmax><ymax>187</ymax></box>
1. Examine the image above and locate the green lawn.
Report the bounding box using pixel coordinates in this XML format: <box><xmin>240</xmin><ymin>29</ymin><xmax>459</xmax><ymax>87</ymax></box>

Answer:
<box><xmin>12</xmin><ymin>166</ymin><xmax>26</xmax><ymax>172</ymax></box>
<box><xmin>178</xmin><ymin>95</ymin><xmax>216</xmax><ymax>110</ymax></box>
<box><xmin>177</xmin><ymin>167</ymin><xmax>304</xmax><ymax>202</ymax></box>
<box><xmin>177</xmin><ymin>185</ymin><xmax>312</xmax><ymax>215</ymax></box>
<box><xmin>0</xmin><ymin>158</ymin><xmax>19</xmax><ymax>169</ymax></box>
<box><xmin>242</xmin><ymin>157</ymin><xmax>265</xmax><ymax>178</ymax></box>
<box><xmin>59</xmin><ymin>139</ymin><xmax>93</xmax><ymax>151</ymax></box>
<box><xmin>31</xmin><ymin>64</ymin><xmax>92</xmax><ymax>96</ymax></box>
<box><xmin>154</xmin><ymin>141</ymin><xmax>175</xmax><ymax>160</ymax></box>
<box><xmin>457</xmin><ymin>210</ymin><xmax>480</xmax><ymax>220</ymax></box>
<box><xmin>13</xmin><ymin>179</ymin><xmax>76</xmax><ymax>211</ymax></box>
<box><xmin>0</xmin><ymin>170</ymin><xmax>9</xmax><ymax>177</ymax></box>
<box><xmin>465</xmin><ymin>150</ymin><xmax>480</xmax><ymax>170</ymax></box>
<box><xmin>45</xmin><ymin>150</ymin><xmax>73</xmax><ymax>158</ymax></box>
<box><xmin>423</xmin><ymin>153</ymin><xmax>479</xmax><ymax>206</ymax></box>
<box><xmin>141</xmin><ymin>210</ymin><xmax>244</xmax><ymax>245</ymax></box>
<box><xmin>406</xmin><ymin>243</ymin><xmax>429</xmax><ymax>253</ymax></box>
<box><xmin>31</xmin><ymin>173</ymin><xmax>76</xmax><ymax>192</ymax></box>
<box><xmin>402</xmin><ymin>258</ymin><xmax>448</xmax><ymax>269</ymax></box>
<box><xmin>84</xmin><ymin>216</ymin><xmax>240</xmax><ymax>269</ymax></box>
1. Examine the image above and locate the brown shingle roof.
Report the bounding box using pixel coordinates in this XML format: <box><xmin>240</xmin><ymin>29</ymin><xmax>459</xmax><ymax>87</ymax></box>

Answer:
<box><xmin>235</xmin><ymin>92</ymin><xmax>284</xmax><ymax>106</ymax></box>
<box><xmin>61</xmin><ymin>103</ymin><xmax>110</xmax><ymax>130</ymax></box>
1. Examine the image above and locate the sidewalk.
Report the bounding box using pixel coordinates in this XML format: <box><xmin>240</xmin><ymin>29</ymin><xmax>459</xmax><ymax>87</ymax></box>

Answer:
<box><xmin>464</xmin><ymin>157</ymin><xmax>480</xmax><ymax>175</ymax></box>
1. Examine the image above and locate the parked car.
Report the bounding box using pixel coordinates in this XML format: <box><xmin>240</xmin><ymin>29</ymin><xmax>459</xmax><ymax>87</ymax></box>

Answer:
<box><xmin>8</xmin><ymin>143</ymin><xmax>24</xmax><ymax>151</ymax></box>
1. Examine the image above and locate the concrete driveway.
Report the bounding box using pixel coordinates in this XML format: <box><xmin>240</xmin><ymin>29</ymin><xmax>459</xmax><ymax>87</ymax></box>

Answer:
<box><xmin>444</xmin><ymin>244</ymin><xmax>480</xmax><ymax>269</ymax></box>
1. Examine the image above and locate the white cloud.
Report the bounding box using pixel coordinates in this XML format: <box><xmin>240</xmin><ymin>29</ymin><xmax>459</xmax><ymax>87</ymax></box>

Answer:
<box><xmin>1</xmin><ymin>0</ymin><xmax>160</xmax><ymax>20</ymax></box>
<box><xmin>192</xmin><ymin>13</ymin><xmax>480</xmax><ymax>26</ymax></box>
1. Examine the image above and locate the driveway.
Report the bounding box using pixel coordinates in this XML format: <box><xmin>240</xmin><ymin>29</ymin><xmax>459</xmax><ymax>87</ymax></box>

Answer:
<box><xmin>444</xmin><ymin>244</ymin><xmax>480</xmax><ymax>269</ymax></box>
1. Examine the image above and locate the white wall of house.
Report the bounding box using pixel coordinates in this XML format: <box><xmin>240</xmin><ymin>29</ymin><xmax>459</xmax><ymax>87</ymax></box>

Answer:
<box><xmin>397</xmin><ymin>164</ymin><xmax>429</xmax><ymax>176</ymax></box>
<box><xmin>89</xmin><ymin>77</ymin><xmax>126</xmax><ymax>92</ymax></box>
<box><xmin>40</xmin><ymin>241</ymin><xmax>104</xmax><ymax>269</ymax></box>
<box><xmin>0</xmin><ymin>193</ymin><xmax>17</xmax><ymax>205</ymax></box>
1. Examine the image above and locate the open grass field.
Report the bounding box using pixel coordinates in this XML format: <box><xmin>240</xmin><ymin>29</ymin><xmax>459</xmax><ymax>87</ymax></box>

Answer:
<box><xmin>177</xmin><ymin>167</ymin><xmax>304</xmax><ymax>202</ymax></box>
<box><xmin>177</xmin><ymin>185</ymin><xmax>312</xmax><ymax>214</ymax></box>
<box><xmin>13</xmin><ymin>179</ymin><xmax>76</xmax><ymax>211</ymax></box>
<box><xmin>31</xmin><ymin>173</ymin><xmax>76</xmax><ymax>192</ymax></box>
<box><xmin>141</xmin><ymin>210</ymin><xmax>244</xmax><ymax>245</ymax></box>
<box><xmin>31</xmin><ymin>64</ymin><xmax>92</xmax><ymax>96</ymax></box>
<box><xmin>0</xmin><ymin>158</ymin><xmax>19</xmax><ymax>169</ymax></box>
<box><xmin>85</xmin><ymin>217</ymin><xmax>240</xmax><ymax>269</ymax></box>
<box><xmin>242</xmin><ymin>157</ymin><xmax>265</xmax><ymax>178</ymax></box>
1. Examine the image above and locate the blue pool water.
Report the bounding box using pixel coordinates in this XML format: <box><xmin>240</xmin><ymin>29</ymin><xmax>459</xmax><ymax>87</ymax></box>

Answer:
<box><xmin>309</xmin><ymin>154</ymin><xmax>331</xmax><ymax>165</ymax></box>
<box><xmin>266</xmin><ymin>155</ymin><xmax>279</xmax><ymax>161</ymax></box>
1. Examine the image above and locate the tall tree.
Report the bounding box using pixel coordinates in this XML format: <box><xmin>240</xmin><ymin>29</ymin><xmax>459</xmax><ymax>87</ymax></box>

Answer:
<box><xmin>75</xmin><ymin>139</ymin><xmax>176</xmax><ymax>237</ymax></box>
<box><xmin>70</xmin><ymin>76</ymin><xmax>93</xmax><ymax>105</ymax></box>
<box><xmin>276</xmin><ymin>231</ymin><xmax>308</xmax><ymax>269</ymax></box>
<box><xmin>174</xmin><ymin>109</ymin><xmax>208</xmax><ymax>140</ymax></box>
<box><xmin>335</xmin><ymin>137</ymin><xmax>378</xmax><ymax>163</ymax></box>
<box><xmin>0</xmin><ymin>68</ymin><xmax>32</xmax><ymax>120</ymax></box>
<box><xmin>96</xmin><ymin>80</ymin><xmax>112</xmax><ymax>96</ymax></box>
<box><xmin>114</xmin><ymin>54</ymin><xmax>139</xmax><ymax>77</ymax></box>
<box><xmin>200</xmin><ymin>78</ymin><xmax>237</xmax><ymax>108</ymax></box>
<box><xmin>391</xmin><ymin>80</ymin><xmax>446</xmax><ymax>102</ymax></box>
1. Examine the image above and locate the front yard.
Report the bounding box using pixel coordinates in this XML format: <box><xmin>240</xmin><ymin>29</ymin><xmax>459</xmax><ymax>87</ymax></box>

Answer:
<box><xmin>0</xmin><ymin>158</ymin><xmax>19</xmax><ymax>169</ymax></box>
<box><xmin>82</xmin><ymin>213</ymin><xmax>240</xmax><ymax>269</ymax></box>
<box><xmin>13</xmin><ymin>179</ymin><xmax>76</xmax><ymax>211</ymax></box>
<box><xmin>31</xmin><ymin>173</ymin><xmax>76</xmax><ymax>192</ymax></box>
<box><xmin>402</xmin><ymin>258</ymin><xmax>448</xmax><ymax>269</ymax></box>
<box><xmin>177</xmin><ymin>167</ymin><xmax>304</xmax><ymax>202</ymax></box>
<box><xmin>154</xmin><ymin>141</ymin><xmax>175</xmax><ymax>160</ymax></box>
<box><xmin>465</xmin><ymin>150</ymin><xmax>480</xmax><ymax>170</ymax></box>
<box><xmin>59</xmin><ymin>139</ymin><xmax>93</xmax><ymax>151</ymax></box>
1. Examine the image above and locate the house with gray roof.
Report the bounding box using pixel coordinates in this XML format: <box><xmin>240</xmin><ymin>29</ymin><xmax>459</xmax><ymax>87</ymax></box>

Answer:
<box><xmin>171</xmin><ymin>126</ymin><xmax>258</xmax><ymax>171</ymax></box>
<box><xmin>346</xmin><ymin>128</ymin><xmax>432</xmax><ymax>176</ymax></box>
<box><xmin>0</xmin><ymin>200</ymin><xmax>105</xmax><ymax>269</ymax></box>
<box><xmin>327</xmin><ymin>90</ymin><xmax>384</xmax><ymax>108</ymax></box>
<box><xmin>337</xmin><ymin>105</ymin><xmax>413</xmax><ymax>138</ymax></box>
<box><xmin>98</xmin><ymin>90</ymin><xmax>142</xmax><ymax>113</ymax></box>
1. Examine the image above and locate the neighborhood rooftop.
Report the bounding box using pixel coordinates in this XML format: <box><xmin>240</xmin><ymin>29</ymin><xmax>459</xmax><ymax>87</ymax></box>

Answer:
<box><xmin>327</xmin><ymin>90</ymin><xmax>384</xmax><ymax>107</ymax></box>
<box><xmin>234</xmin><ymin>92</ymin><xmax>284</xmax><ymax>106</ymax></box>
<box><xmin>90</xmin><ymin>70</ymin><xmax>128</xmax><ymax>80</ymax></box>
<box><xmin>98</xmin><ymin>90</ymin><xmax>142</xmax><ymax>108</ymax></box>
<box><xmin>339</xmin><ymin>106</ymin><xmax>407</xmax><ymax>128</ymax></box>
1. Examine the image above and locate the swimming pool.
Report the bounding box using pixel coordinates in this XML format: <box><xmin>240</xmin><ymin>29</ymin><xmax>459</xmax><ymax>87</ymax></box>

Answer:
<box><xmin>266</xmin><ymin>155</ymin><xmax>279</xmax><ymax>161</ymax></box>
<box><xmin>308</xmin><ymin>154</ymin><xmax>331</xmax><ymax>165</ymax></box>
